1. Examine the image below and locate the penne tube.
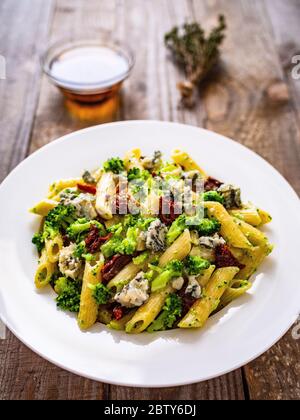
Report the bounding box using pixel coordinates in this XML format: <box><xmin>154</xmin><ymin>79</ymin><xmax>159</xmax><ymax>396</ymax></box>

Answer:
<box><xmin>124</xmin><ymin>148</ymin><xmax>144</xmax><ymax>171</ymax></box>
<box><xmin>257</xmin><ymin>208</ymin><xmax>272</xmax><ymax>225</ymax></box>
<box><xmin>229</xmin><ymin>207</ymin><xmax>262</xmax><ymax>227</ymax></box>
<box><xmin>205</xmin><ymin>201</ymin><xmax>252</xmax><ymax>249</ymax></box>
<box><xmin>107</xmin><ymin>262</ymin><xmax>145</xmax><ymax>293</ymax></box>
<box><xmin>45</xmin><ymin>234</ymin><xmax>63</xmax><ymax>263</ymax></box>
<box><xmin>47</xmin><ymin>178</ymin><xmax>81</xmax><ymax>198</ymax></box>
<box><xmin>233</xmin><ymin>218</ymin><xmax>270</xmax><ymax>247</ymax></box>
<box><xmin>171</xmin><ymin>149</ymin><xmax>207</xmax><ymax>178</ymax></box>
<box><xmin>95</xmin><ymin>171</ymin><xmax>116</xmax><ymax>220</ymax></box>
<box><xmin>78</xmin><ymin>254</ymin><xmax>104</xmax><ymax>330</ymax></box>
<box><xmin>125</xmin><ymin>285</ymin><xmax>174</xmax><ymax>334</ymax></box>
<box><xmin>98</xmin><ymin>305</ymin><xmax>113</xmax><ymax>325</ymax></box>
<box><xmin>218</xmin><ymin>279</ymin><xmax>251</xmax><ymax>309</ymax></box>
<box><xmin>232</xmin><ymin>245</ymin><xmax>270</xmax><ymax>280</ymax></box>
<box><xmin>197</xmin><ymin>265</ymin><xmax>216</xmax><ymax>287</ymax></box>
<box><xmin>30</xmin><ymin>199</ymin><xmax>58</xmax><ymax>216</ymax></box>
<box><xmin>109</xmin><ymin>310</ymin><xmax>136</xmax><ymax>331</ymax></box>
<box><xmin>34</xmin><ymin>249</ymin><xmax>56</xmax><ymax>289</ymax></box>
<box><xmin>158</xmin><ymin>229</ymin><xmax>191</xmax><ymax>268</ymax></box>
<box><xmin>178</xmin><ymin>267</ymin><xmax>239</xmax><ymax>328</ymax></box>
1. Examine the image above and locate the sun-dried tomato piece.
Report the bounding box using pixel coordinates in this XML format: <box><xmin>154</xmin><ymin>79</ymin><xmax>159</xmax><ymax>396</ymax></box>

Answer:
<box><xmin>85</xmin><ymin>226</ymin><xmax>112</xmax><ymax>254</ymax></box>
<box><xmin>77</xmin><ymin>182</ymin><xmax>97</xmax><ymax>195</ymax></box>
<box><xmin>215</xmin><ymin>244</ymin><xmax>245</xmax><ymax>269</ymax></box>
<box><xmin>178</xmin><ymin>284</ymin><xmax>197</xmax><ymax>316</ymax></box>
<box><xmin>204</xmin><ymin>176</ymin><xmax>223</xmax><ymax>191</ymax></box>
<box><xmin>159</xmin><ymin>196</ymin><xmax>179</xmax><ymax>225</ymax></box>
<box><xmin>112</xmin><ymin>305</ymin><xmax>124</xmax><ymax>320</ymax></box>
<box><xmin>101</xmin><ymin>254</ymin><xmax>132</xmax><ymax>283</ymax></box>
<box><xmin>62</xmin><ymin>234</ymin><xmax>70</xmax><ymax>247</ymax></box>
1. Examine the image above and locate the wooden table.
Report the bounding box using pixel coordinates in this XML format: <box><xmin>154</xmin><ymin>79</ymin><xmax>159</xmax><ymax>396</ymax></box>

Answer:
<box><xmin>1</xmin><ymin>0</ymin><xmax>300</xmax><ymax>400</ymax></box>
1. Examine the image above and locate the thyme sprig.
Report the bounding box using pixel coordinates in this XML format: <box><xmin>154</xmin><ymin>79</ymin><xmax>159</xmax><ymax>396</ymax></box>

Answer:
<box><xmin>164</xmin><ymin>15</ymin><xmax>226</xmax><ymax>108</ymax></box>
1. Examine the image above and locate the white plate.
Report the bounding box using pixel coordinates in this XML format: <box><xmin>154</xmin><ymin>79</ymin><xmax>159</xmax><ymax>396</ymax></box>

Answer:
<box><xmin>1</xmin><ymin>121</ymin><xmax>300</xmax><ymax>387</ymax></box>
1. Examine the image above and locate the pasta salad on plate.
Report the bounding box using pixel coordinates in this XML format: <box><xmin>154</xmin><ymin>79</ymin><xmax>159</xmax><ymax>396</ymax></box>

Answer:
<box><xmin>30</xmin><ymin>148</ymin><xmax>273</xmax><ymax>334</ymax></box>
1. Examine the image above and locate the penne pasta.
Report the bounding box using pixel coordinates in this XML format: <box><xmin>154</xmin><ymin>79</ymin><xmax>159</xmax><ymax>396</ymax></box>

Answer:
<box><xmin>233</xmin><ymin>218</ymin><xmax>271</xmax><ymax>247</ymax></box>
<box><xmin>34</xmin><ymin>249</ymin><xmax>56</xmax><ymax>289</ymax></box>
<box><xmin>205</xmin><ymin>201</ymin><xmax>252</xmax><ymax>249</ymax></box>
<box><xmin>158</xmin><ymin>229</ymin><xmax>191</xmax><ymax>267</ymax></box>
<box><xmin>78</xmin><ymin>254</ymin><xmax>104</xmax><ymax>330</ymax></box>
<box><xmin>45</xmin><ymin>234</ymin><xmax>63</xmax><ymax>263</ymax></box>
<box><xmin>95</xmin><ymin>171</ymin><xmax>116</xmax><ymax>220</ymax></box>
<box><xmin>171</xmin><ymin>149</ymin><xmax>207</xmax><ymax>178</ymax></box>
<box><xmin>109</xmin><ymin>310</ymin><xmax>136</xmax><ymax>331</ymax></box>
<box><xmin>107</xmin><ymin>261</ymin><xmax>146</xmax><ymax>293</ymax></box>
<box><xmin>125</xmin><ymin>285</ymin><xmax>174</xmax><ymax>333</ymax></box>
<box><xmin>197</xmin><ymin>265</ymin><xmax>216</xmax><ymax>287</ymax></box>
<box><xmin>124</xmin><ymin>148</ymin><xmax>144</xmax><ymax>171</ymax></box>
<box><xmin>257</xmin><ymin>208</ymin><xmax>272</xmax><ymax>225</ymax></box>
<box><xmin>232</xmin><ymin>245</ymin><xmax>270</xmax><ymax>280</ymax></box>
<box><xmin>178</xmin><ymin>267</ymin><xmax>239</xmax><ymax>328</ymax></box>
<box><xmin>47</xmin><ymin>178</ymin><xmax>81</xmax><ymax>199</ymax></box>
<box><xmin>30</xmin><ymin>199</ymin><xmax>58</xmax><ymax>216</ymax></box>
<box><xmin>218</xmin><ymin>279</ymin><xmax>251</xmax><ymax>309</ymax></box>
<box><xmin>229</xmin><ymin>207</ymin><xmax>262</xmax><ymax>227</ymax></box>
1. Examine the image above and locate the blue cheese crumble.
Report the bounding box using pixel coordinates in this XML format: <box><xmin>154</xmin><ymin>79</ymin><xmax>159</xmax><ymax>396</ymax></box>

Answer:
<box><xmin>58</xmin><ymin>243</ymin><xmax>83</xmax><ymax>280</ymax></box>
<box><xmin>217</xmin><ymin>183</ymin><xmax>242</xmax><ymax>208</ymax></box>
<box><xmin>145</xmin><ymin>219</ymin><xmax>168</xmax><ymax>252</ymax></box>
<box><xmin>114</xmin><ymin>272</ymin><xmax>149</xmax><ymax>308</ymax></box>
<box><xmin>185</xmin><ymin>276</ymin><xmax>201</xmax><ymax>298</ymax></box>
<box><xmin>60</xmin><ymin>190</ymin><xmax>97</xmax><ymax>220</ymax></box>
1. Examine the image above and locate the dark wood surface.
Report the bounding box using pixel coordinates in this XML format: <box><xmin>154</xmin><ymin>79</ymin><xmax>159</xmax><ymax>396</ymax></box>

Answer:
<box><xmin>0</xmin><ymin>0</ymin><xmax>299</xmax><ymax>400</ymax></box>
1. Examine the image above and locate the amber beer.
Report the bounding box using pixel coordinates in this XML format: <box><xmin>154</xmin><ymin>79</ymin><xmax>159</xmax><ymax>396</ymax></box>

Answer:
<box><xmin>42</xmin><ymin>40</ymin><xmax>134</xmax><ymax>122</ymax></box>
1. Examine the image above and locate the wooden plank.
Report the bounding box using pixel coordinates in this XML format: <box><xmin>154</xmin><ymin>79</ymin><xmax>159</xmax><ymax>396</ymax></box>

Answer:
<box><xmin>109</xmin><ymin>370</ymin><xmax>244</xmax><ymax>400</ymax></box>
<box><xmin>28</xmin><ymin>0</ymin><xmax>120</xmax><ymax>154</ymax></box>
<box><xmin>191</xmin><ymin>0</ymin><xmax>300</xmax><ymax>400</ymax></box>
<box><xmin>265</xmin><ymin>0</ymin><xmax>300</xmax><ymax>124</ymax></box>
<box><xmin>192</xmin><ymin>0</ymin><xmax>300</xmax><ymax>193</ymax></box>
<box><xmin>1</xmin><ymin>0</ymin><xmax>119</xmax><ymax>400</ymax></box>
<box><xmin>242</xmin><ymin>0</ymin><xmax>300</xmax><ymax>400</ymax></box>
<box><xmin>0</xmin><ymin>0</ymin><xmax>54</xmax><ymax>182</ymax></box>
<box><xmin>0</xmin><ymin>0</ymin><xmax>54</xmax><ymax>393</ymax></box>
<box><xmin>0</xmin><ymin>332</ymin><xmax>107</xmax><ymax>400</ymax></box>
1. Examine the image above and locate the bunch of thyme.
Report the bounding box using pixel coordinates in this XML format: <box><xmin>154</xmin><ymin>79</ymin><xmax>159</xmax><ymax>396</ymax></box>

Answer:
<box><xmin>164</xmin><ymin>15</ymin><xmax>226</xmax><ymax>108</ymax></box>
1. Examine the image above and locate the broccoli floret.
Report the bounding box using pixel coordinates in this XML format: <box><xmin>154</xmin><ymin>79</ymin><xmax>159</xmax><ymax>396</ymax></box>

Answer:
<box><xmin>132</xmin><ymin>251</ymin><xmax>149</xmax><ymax>265</ymax></box>
<box><xmin>44</xmin><ymin>204</ymin><xmax>77</xmax><ymax>239</ymax></box>
<box><xmin>73</xmin><ymin>241</ymin><xmax>86</xmax><ymax>258</ymax></box>
<box><xmin>32</xmin><ymin>205</ymin><xmax>76</xmax><ymax>251</ymax></box>
<box><xmin>186</xmin><ymin>216</ymin><xmax>221</xmax><ymax>236</ymax></box>
<box><xmin>67</xmin><ymin>218</ymin><xmax>105</xmax><ymax>242</ymax></box>
<box><xmin>55</xmin><ymin>277</ymin><xmax>81</xmax><ymax>313</ymax></box>
<box><xmin>202</xmin><ymin>190</ymin><xmax>224</xmax><ymax>204</ymax></box>
<box><xmin>185</xmin><ymin>255</ymin><xmax>210</xmax><ymax>275</ymax></box>
<box><xmin>103</xmin><ymin>157</ymin><xmax>125</xmax><ymax>174</ymax></box>
<box><xmin>101</xmin><ymin>235</ymin><xmax>123</xmax><ymax>258</ymax></box>
<box><xmin>101</xmin><ymin>226</ymin><xmax>139</xmax><ymax>258</ymax></box>
<box><xmin>119</xmin><ymin>226</ymin><xmax>138</xmax><ymax>254</ymax></box>
<box><xmin>166</xmin><ymin>214</ymin><xmax>186</xmax><ymax>246</ymax></box>
<box><xmin>89</xmin><ymin>283</ymin><xmax>112</xmax><ymax>305</ymax></box>
<box><xmin>123</xmin><ymin>214</ymin><xmax>155</xmax><ymax>231</ymax></box>
<box><xmin>127</xmin><ymin>167</ymin><xmax>150</xmax><ymax>181</ymax></box>
<box><xmin>151</xmin><ymin>260</ymin><xmax>184</xmax><ymax>292</ymax></box>
<box><xmin>147</xmin><ymin>293</ymin><xmax>182</xmax><ymax>332</ymax></box>
<box><xmin>32</xmin><ymin>232</ymin><xmax>45</xmax><ymax>253</ymax></box>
